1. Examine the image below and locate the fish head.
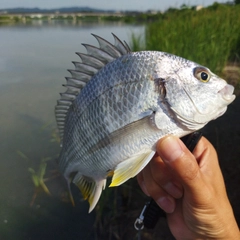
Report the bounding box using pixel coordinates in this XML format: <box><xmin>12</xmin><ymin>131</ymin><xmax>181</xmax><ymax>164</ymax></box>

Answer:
<box><xmin>156</xmin><ymin>59</ymin><xmax>235</xmax><ymax>130</ymax></box>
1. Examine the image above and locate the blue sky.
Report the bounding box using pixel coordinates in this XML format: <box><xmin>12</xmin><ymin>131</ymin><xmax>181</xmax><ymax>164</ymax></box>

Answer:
<box><xmin>0</xmin><ymin>0</ymin><xmax>230</xmax><ymax>11</ymax></box>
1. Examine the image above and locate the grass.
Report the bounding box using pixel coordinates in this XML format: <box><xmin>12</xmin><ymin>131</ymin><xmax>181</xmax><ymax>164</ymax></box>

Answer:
<box><xmin>136</xmin><ymin>4</ymin><xmax>240</xmax><ymax>75</ymax></box>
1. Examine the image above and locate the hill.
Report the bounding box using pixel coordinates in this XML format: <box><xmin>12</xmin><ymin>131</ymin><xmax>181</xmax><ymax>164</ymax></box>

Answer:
<box><xmin>0</xmin><ymin>7</ymin><xmax>115</xmax><ymax>14</ymax></box>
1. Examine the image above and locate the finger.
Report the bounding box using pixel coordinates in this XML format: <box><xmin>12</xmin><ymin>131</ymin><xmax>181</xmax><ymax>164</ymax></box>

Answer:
<box><xmin>149</xmin><ymin>155</ymin><xmax>183</xmax><ymax>199</ymax></box>
<box><xmin>156</xmin><ymin>135</ymin><xmax>204</xmax><ymax>194</ymax></box>
<box><xmin>137</xmin><ymin>171</ymin><xmax>150</xmax><ymax>196</ymax></box>
<box><xmin>192</xmin><ymin>137</ymin><xmax>226</xmax><ymax>194</ymax></box>
<box><xmin>140</xmin><ymin>162</ymin><xmax>176</xmax><ymax>213</ymax></box>
<box><xmin>193</xmin><ymin>137</ymin><xmax>218</xmax><ymax>170</ymax></box>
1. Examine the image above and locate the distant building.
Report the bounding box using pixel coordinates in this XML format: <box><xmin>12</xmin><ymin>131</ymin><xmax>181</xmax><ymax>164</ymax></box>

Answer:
<box><xmin>196</xmin><ymin>5</ymin><xmax>203</xmax><ymax>11</ymax></box>
<box><xmin>146</xmin><ymin>10</ymin><xmax>159</xmax><ymax>14</ymax></box>
<box><xmin>30</xmin><ymin>14</ymin><xmax>43</xmax><ymax>18</ymax></box>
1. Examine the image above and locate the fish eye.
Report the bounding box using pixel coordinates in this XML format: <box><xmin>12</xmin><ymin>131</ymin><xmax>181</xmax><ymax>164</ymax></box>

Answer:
<box><xmin>193</xmin><ymin>67</ymin><xmax>211</xmax><ymax>83</ymax></box>
<box><xmin>200</xmin><ymin>72</ymin><xmax>208</xmax><ymax>81</ymax></box>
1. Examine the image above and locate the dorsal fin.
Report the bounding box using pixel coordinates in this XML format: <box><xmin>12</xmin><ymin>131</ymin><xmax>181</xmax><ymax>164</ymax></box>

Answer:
<box><xmin>55</xmin><ymin>33</ymin><xmax>131</xmax><ymax>143</ymax></box>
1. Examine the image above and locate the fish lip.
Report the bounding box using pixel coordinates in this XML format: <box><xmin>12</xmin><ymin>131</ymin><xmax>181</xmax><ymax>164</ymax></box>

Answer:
<box><xmin>218</xmin><ymin>84</ymin><xmax>236</xmax><ymax>103</ymax></box>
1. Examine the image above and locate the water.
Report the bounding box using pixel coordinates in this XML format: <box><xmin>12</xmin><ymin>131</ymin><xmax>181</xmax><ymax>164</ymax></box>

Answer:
<box><xmin>0</xmin><ymin>20</ymin><xmax>145</xmax><ymax>240</ymax></box>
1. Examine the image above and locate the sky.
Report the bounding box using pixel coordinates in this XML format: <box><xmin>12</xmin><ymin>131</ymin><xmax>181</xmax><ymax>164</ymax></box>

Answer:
<box><xmin>0</xmin><ymin>0</ymin><xmax>230</xmax><ymax>11</ymax></box>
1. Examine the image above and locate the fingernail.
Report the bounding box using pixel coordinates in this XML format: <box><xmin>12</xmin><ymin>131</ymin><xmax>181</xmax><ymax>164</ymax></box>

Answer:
<box><xmin>158</xmin><ymin>136</ymin><xmax>183</xmax><ymax>162</ymax></box>
<box><xmin>157</xmin><ymin>196</ymin><xmax>175</xmax><ymax>213</ymax></box>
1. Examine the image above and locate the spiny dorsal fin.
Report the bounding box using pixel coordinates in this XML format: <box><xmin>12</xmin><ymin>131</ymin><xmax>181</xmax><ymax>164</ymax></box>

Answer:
<box><xmin>112</xmin><ymin>33</ymin><xmax>131</xmax><ymax>55</ymax></box>
<box><xmin>91</xmin><ymin>33</ymin><xmax>122</xmax><ymax>58</ymax></box>
<box><xmin>76</xmin><ymin>53</ymin><xmax>105</xmax><ymax>69</ymax></box>
<box><xmin>55</xmin><ymin>33</ymin><xmax>131</xmax><ymax>143</ymax></box>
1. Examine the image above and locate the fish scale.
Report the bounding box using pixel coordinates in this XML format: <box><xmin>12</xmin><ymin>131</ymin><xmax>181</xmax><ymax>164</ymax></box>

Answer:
<box><xmin>55</xmin><ymin>34</ymin><xmax>235</xmax><ymax>212</ymax></box>
<box><xmin>61</xmin><ymin>54</ymin><xmax>157</xmax><ymax>163</ymax></box>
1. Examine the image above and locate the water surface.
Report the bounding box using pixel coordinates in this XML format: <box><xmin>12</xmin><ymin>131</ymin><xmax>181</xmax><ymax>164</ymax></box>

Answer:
<box><xmin>0</xmin><ymin>20</ymin><xmax>144</xmax><ymax>240</ymax></box>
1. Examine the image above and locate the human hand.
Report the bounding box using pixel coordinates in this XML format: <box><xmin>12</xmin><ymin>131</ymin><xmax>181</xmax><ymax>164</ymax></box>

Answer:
<box><xmin>137</xmin><ymin>136</ymin><xmax>240</xmax><ymax>239</ymax></box>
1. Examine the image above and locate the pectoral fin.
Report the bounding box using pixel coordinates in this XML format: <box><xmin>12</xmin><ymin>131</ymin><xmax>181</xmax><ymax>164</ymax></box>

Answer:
<box><xmin>89</xmin><ymin>115</ymin><xmax>153</xmax><ymax>153</ymax></box>
<box><xmin>110</xmin><ymin>150</ymin><xmax>155</xmax><ymax>187</ymax></box>
<box><xmin>73</xmin><ymin>173</ymin><xmax>106</xmax><ymax>213</ymax></box>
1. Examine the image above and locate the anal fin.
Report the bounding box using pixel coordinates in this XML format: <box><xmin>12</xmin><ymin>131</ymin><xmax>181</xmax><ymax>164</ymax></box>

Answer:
<box><xmin>73</xmin><ymin>173</ymin><xmax>106</xmax><ymax>213</ymax></box>
<box><xmin>66</xmin><ymin>178</ymin><xmax>75</xmax><ymax>207</ymax></box>
<box><xmin>110</xmin><ymin>150</ymin><xmax>155</xmax><ymax>187</ymax></box>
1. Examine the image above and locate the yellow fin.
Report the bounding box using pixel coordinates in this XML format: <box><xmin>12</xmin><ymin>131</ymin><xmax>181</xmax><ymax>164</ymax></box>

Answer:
<box><xmin>73</xmin><ymin>173</ymin><xmax>106</xmax><ymax>213</ymax></box>
<box><xmin>107</xmin><ymin>170</ymin><xmax>114</xmax><ymax>177</ymax></box>
<box><xmin>110</xmin><ymin>150</ymin><xmax>155</xmax><ymax>187</ymax></box>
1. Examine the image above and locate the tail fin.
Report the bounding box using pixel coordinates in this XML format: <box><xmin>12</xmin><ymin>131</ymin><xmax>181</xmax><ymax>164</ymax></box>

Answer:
<box><xmin>73</xmin><ymin>173</ymin><xmax>106</xmax><ymax>212</ymax></box>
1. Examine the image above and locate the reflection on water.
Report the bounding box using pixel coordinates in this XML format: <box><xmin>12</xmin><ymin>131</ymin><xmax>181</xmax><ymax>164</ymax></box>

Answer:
<box><xmin>0</xmin><ymin>21</ymin><xmax>144</xmax><ymax>240</ymax></box>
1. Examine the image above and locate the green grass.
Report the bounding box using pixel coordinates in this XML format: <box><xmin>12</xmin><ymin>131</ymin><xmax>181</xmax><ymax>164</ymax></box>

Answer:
<box><xmin>142</xmin><ymin>4</ymin><xmax>240</xmax><ymax>74</ymax></box>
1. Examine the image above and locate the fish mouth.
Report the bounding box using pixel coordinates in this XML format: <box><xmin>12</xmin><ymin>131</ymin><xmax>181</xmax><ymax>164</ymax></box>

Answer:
<box><xmin>218</xmin><ymin>84</ymin><xmax>236</xmax><ymax>103</ymax></box>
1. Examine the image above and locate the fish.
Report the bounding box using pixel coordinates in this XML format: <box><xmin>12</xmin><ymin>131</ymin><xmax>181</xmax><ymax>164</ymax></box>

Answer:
<box><xmin>55</xmin><ymin>33</ymin><xmax>235</xmax><ymax>212</ymax></box>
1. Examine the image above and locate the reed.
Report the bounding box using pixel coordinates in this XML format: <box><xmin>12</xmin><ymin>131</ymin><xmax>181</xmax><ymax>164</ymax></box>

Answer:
<box><xmin>143</xmin><ymin>4</ymin><xmax>240</xmax><ymax>74</ymax></box>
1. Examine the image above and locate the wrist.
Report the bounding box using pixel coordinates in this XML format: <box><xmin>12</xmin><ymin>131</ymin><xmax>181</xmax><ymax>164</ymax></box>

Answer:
<box><xmin>202</xmin><ymin>209</ymin><xmax>240</xmax><ymax>240</ymax></box>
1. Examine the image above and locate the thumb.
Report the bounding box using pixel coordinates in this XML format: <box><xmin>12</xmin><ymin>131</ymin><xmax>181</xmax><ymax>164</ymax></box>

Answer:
<box><xmin>156</xmin><ymin>135</ymin><xmax>202</xmax><ymax>192</ymax></box>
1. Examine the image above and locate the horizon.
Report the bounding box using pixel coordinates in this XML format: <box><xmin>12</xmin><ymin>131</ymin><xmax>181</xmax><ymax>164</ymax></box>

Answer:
<box><xmin>0</xmin><ymin>0</ymin><xmax>231</xmax><ymax>12</ymax></box>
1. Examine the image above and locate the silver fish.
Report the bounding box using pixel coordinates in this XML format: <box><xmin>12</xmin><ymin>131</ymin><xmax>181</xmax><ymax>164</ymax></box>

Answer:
<box><xmin>55</xmin><ymin>33</ymin><xmax>235</xmax><ymax>212</ymax></box>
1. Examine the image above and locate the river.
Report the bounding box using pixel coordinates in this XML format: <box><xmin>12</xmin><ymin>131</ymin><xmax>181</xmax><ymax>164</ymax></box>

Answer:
<box><xmin>0</xmin><ymin>20</ymin><xmax>145</xmax><ymax>240</ymax></box>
